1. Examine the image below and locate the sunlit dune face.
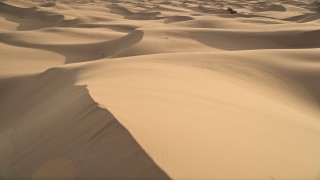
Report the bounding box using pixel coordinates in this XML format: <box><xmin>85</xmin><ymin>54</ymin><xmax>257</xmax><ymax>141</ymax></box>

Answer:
<box><xmin>0</xmin><ymin>0</ymin><xmax>320</xmax><ymax>179</ymax></box>
<box><xmin>32</xmin><ymin>158</ymin><xmax>75</xmax><ymax>179</ymax></box>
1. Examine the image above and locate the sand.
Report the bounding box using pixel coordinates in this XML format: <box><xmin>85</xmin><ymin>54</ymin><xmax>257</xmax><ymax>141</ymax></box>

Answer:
<box><xmin>1</xmin><ymin>0</ymin><xmax>320</xmax><ymax>179</ymax></box>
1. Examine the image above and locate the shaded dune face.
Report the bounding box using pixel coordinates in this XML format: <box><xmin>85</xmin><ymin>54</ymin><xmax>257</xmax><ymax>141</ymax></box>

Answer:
<box><xmin>0</xmin><ymin>1</ymin><xmax>80</xmax><ymax>31</ymax></box>
<box><xmin>0</xmin><ymin>30</ymin><xmax>145</xmax><ymax>63</ymax></box>
<box><xmin>0</xmin><ymin>69</ymin><xmax>170</xmax><ymax>179</ymax></box>
<box><xmin>0</xmin><ymin>0</ymin><xmax>319</xmax><ymax>65</ymax></box>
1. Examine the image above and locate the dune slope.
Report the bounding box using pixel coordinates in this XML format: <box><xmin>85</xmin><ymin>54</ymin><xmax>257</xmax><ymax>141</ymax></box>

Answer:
<box><xmin>1</xmin><ymin>0</ymin><xmax>320</xmax><ymax>179</ymax></box>
<box><xmin>0</xmin><ymin>69</ymin><xmax>169</xmax><ymax>179</ymax></box>
<box><xmin>72</xmin><ymin>50</ymin><xmax>320</xmax><ymax>179</ymax></box>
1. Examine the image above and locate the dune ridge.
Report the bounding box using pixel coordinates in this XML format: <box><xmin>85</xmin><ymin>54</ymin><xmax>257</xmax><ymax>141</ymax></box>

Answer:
<box><xmin>1</xmin><ymin>0</ymin><xmax>320</xmax><ymax>179</ymax></box>
<box><xmin>0</xmin><ymin>68</ymin><xmax>170</xmax><ymax>179</ymax></box>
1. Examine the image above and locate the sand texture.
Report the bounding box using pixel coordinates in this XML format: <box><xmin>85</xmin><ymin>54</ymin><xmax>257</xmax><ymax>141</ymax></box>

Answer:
<box><xmin>1</xmin><ymin>0</ymin><xmax>320</xmax><ymax>179</ymax></box>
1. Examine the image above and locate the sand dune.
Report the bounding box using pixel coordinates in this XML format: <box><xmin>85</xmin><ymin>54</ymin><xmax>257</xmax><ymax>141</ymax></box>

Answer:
<box><xmin>72</xmin><ymin>50</ymin><xmax>320</xmax><ymax>179</ymax></box>
<box><xmin>299</xmin><ymin>12</ymin><xmax>320</xmax><ymax>22</ymax></box>
<box><xmin>1</xmin><ymin>0</ymin><xmax>320</xmax><ymax>179</ymax></box>
<box><xmin>0</xmin><ymin>1</ymin><xmax>80</xmax><ymax>31</ymax></box>
<box><xmin>0</xmin><ymin>69</ymin><xmax>169</xmax><ymax>179</ymax></box>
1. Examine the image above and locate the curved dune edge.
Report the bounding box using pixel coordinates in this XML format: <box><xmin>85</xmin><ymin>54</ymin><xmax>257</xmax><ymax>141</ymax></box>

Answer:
<box><xmin>0</xmin><ymin>69</ymin><xmax>170</xmax><ymax>179</ymax></box>
<box><xmin>0</xmin><ymin>29</ymin><xmax>144</xmax><ymax>63</ymax></box>
<box><xmin>0</xmin><ymin>1</ymin><xmax>81</xmax><ymax>31</ymax></box>
<box><xmin>71</xmin><ymin>50</ymin><xmax>320</xmax><ymax>179</ymax></box>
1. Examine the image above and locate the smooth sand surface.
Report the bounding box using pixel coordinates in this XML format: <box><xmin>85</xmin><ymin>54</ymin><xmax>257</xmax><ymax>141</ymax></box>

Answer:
<box><xmin>1</xmin><ymin>0</ymin><xmax>320</xmax><ymax>179</ymax></box>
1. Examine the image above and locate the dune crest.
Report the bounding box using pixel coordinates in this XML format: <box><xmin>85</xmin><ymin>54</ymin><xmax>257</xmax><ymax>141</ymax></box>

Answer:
<box><xmin>0</xmin><ymin>68</ymin><xmax>169</xmax><ymax>179</ymax></box>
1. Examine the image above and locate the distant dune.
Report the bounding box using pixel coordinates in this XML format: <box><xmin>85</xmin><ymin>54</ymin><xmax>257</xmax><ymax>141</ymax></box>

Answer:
<box><xmin>0</xmin><ymin>0</ymin><xmax>320</xmax><ymax>179</ymax></box>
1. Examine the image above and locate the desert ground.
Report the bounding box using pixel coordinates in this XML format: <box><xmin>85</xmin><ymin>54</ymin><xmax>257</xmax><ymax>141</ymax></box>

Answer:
<box><xmin>0</xmin><ymin>0</ymin><xmax>320</xmax><ymax>179</ymax></box>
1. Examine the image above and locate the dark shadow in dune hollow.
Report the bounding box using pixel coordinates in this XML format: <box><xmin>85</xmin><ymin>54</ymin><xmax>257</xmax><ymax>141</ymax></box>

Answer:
<box><xmin>0</xmin><ymin>28</ymin><xmax>144</xmax><ymax>64</ymax></box>
<box><xmin>190</xmin><ymin>29</ymin><xmax>320</xmax><ymax>51</ymax></box>
<box><xmin>288</xmin><ymin>66</ymin><xmax>320</xmax><ymax>106</ymax></box>
<box><xmin>0</xmin><ymin>1</ymin><xmax>80</xmax><ymax>31</ymax></box>
<box><xmin>0</xmin><ymin>68</ymin><xmax>170</xmax><ymax>179</ymax></box>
